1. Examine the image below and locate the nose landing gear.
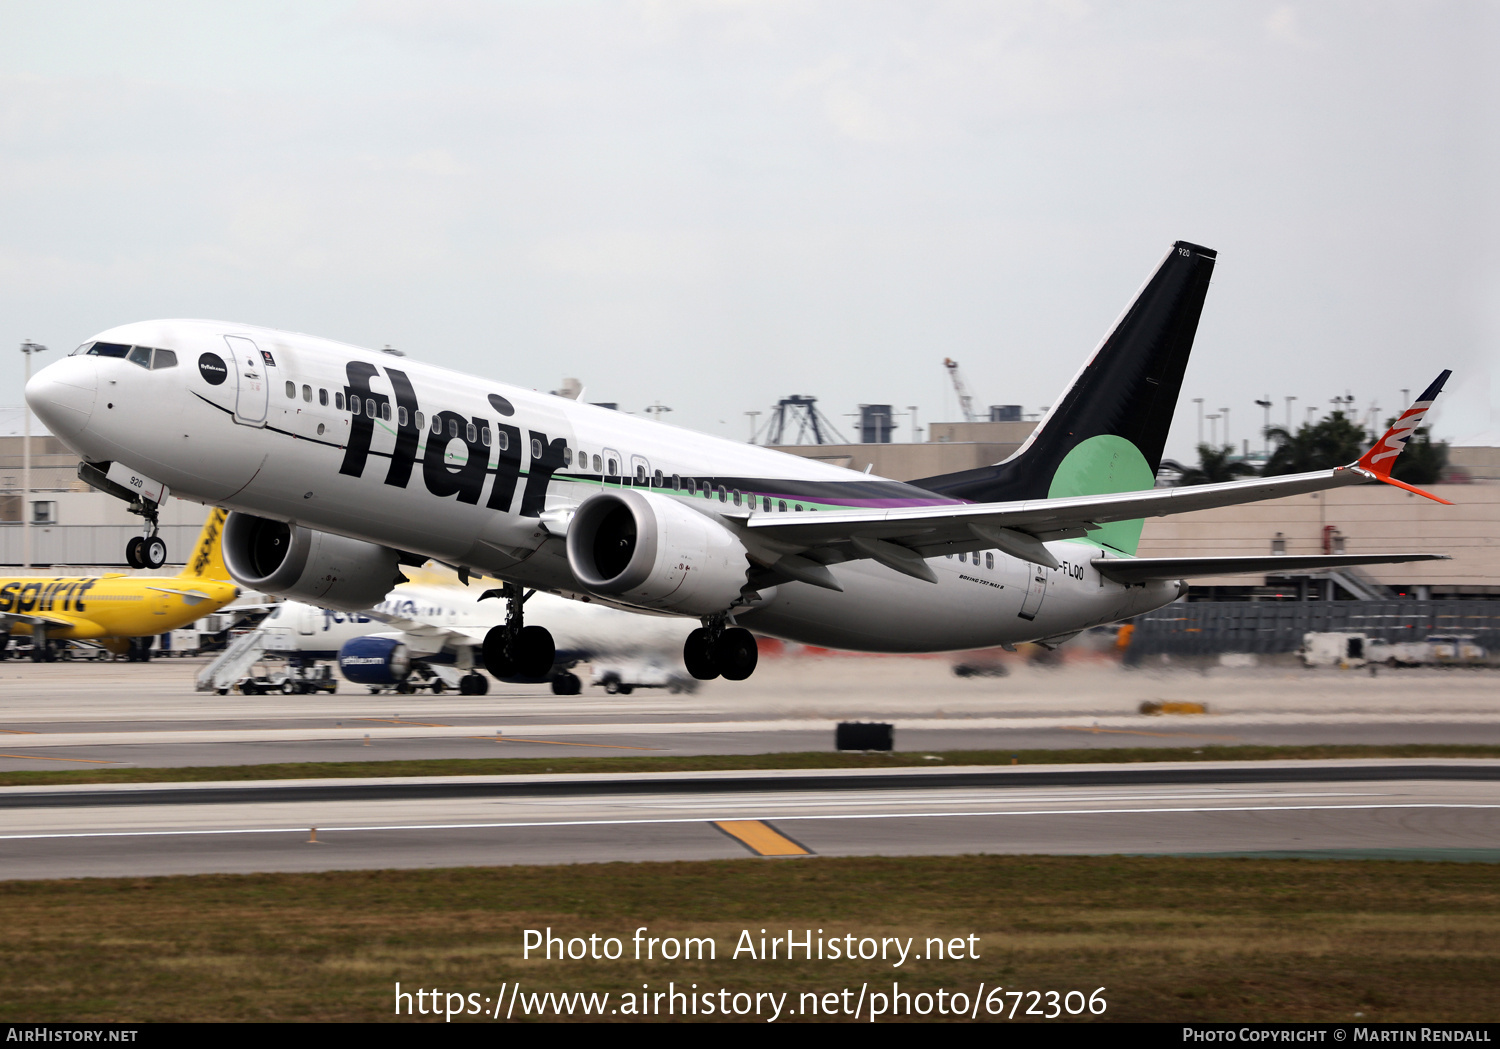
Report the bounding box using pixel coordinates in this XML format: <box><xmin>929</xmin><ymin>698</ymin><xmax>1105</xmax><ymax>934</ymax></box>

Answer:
<box><xmin>126</xmin><ymin>531</ymin><xmax>167</xmax><ymax>570</ymax></box>
<box><xmin>479</xmin><ymin>582</ymin><xmax>556</xmax><ymax>679</ymax></box>
<box><xmin>123</xmin><ymin>498</ymin><xmax>166</xmax><ymax>569</ymax></box>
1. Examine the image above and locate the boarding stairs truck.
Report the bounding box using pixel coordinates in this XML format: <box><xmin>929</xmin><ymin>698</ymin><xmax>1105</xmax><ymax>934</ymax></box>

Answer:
<box><xmin>196</xmin><ymin>630</ymin><xmax>267</xmax><ymax>694</ymax></box>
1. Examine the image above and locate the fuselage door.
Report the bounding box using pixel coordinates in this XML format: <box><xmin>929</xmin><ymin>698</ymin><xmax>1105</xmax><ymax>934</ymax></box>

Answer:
<box><xmin>1018</xmin><ymin>563</ymin><xmax>1049</xmax><ymax>621</ymax></box>
<box><xmin>602</xmin><ymin>448</ymin><xmax>623</xmax><ymax>486</ymax></box>
<box><xmin>224</xmin><ymin>335</ymin><xmax>269</xmax><ymax>427</ymax></box>
<box><xmin>630</xmin><ymin>454</ymin><xmax>651</xmax><ymax>487</ymax></box>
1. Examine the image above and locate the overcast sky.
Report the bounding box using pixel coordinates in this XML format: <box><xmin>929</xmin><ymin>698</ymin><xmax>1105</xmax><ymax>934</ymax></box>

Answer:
<box><xmin>2</xmin><ymin>1</ymin><xmax>1495</xmax><ymax>460</ymax></box>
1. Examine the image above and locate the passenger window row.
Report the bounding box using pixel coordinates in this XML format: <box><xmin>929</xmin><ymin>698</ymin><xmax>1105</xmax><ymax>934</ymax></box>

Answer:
<box><xmin>565</xmin><ymin>454</ymin><xmax>810</xmax><ymax>512</ymax></box>
<box><xmin>273</xmin><ymin>383</ymin><xmax>810</xmax><ymax>514</ymax></box>
<box><xmin>947</xmin><ymin>551</ymin><xmax>997</xmax><ymax>569</ymax></box>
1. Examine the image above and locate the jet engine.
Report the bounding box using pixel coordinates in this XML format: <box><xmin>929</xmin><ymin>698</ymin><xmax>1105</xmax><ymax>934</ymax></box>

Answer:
<box><xmin>337</xmin><ymin>636</ymin><xmax>411</xmax><ymax>685</ymax></box>
<box><xmin>565</xmin><ymin>490</ymin><xmax>749</xmax><ymax>615</ymax></box>
<box><xmin>221</xmin><ymin>512</ymin><xmax>402</xmax><ymax>612</ymax></box>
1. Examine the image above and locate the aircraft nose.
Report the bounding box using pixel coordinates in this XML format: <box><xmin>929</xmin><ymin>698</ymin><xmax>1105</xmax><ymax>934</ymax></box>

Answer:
<box><xmin>25</xmin><ymin>356</ymin><xmax>97</xmax><ymax>441</ymax></box>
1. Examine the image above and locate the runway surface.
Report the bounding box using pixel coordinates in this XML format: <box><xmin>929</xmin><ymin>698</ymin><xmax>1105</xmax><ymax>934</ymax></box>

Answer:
<box><xmin>1</xmin><ymin>656</ymin><xmax>1498</xmax><ymax>771</ymax></box>
<box><xmin>2</xmin><ymin>656</ymin><xmax>1496</xmax><ymax>878</ymax></box>
<box><xmin>2</xmin><ymin>761</ymin><xmax>1497</xmax><ymax>878</ymax></box>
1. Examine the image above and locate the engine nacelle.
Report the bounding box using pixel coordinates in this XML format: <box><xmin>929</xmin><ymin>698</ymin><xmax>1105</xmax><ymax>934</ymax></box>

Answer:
<box><xmin>337</xmin><ymin>636</ymin><xmax>411</xmax><ymax>685</ymax></box>
<box><xmin>222</xmin><ymin>512</ymin><xmax>401</xmax><ymax>612</ymax></box>
<box><xmin>566</xmin><ymin>490</ymin><xmax>749</xmax><ymax>615</ymax></box>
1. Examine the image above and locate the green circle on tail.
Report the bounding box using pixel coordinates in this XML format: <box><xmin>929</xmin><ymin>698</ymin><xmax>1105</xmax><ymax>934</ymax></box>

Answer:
<box><xmin>1046</xmin><ymin>435</ymin><xmax>1155</xmax><ymax>555</ymax></box>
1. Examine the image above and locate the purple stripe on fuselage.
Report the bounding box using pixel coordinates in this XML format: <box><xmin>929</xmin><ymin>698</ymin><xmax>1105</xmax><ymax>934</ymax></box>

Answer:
<box><xmin>763</xmin><ymin>496</ymin><xmax>969</xmax><ymax>509</ymax></box>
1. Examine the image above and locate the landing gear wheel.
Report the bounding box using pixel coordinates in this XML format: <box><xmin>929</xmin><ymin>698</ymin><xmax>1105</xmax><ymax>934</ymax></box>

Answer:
<box><xmin>396</xmin><ymin>680</ymin><xmax>414</xmax><ymax>694</ymax></box>
<box><xmin>430</xmin><ymin>679</ymin><xmax>446</xmax><ymax>694</ymax></box>
<box><xmin>713</xmin><ymin>628</ymin><xmax>759</xmax><ymax>681</ymax></box>
<box><xmin>684</xmin><ymin>628</ymin><xmax>720</xmax><ymax>680</ymax></box>
<box><xmin>143</xmin><ymin>536</ymin><xmax>167</xmax><ymax>569</ymax></box>
<box><xmin>514</xmin><ymin>625</ymin><xmax>554</xmax><ymax>678</ymax></box>
<box><xmin>459</xmin><ymin>672</ymin><xmax>489</xmax><ymax>695</ymax></box>
<box><xmin>549</xmin><ymin>671</ymin><xmax>582</xmax><ymax>696</ymax></box>
<box><xmin>482</xmin><ymin>625</ymin><xmax>515</xmax><ymax>678</ymax></box>
<box><xmin>280</xmin><ymin>679</ymin><xmax>296</xmax><ymax>695</ymax></box>
<box><xmin>126</xmin><ymin>536</ymin><xmax>145</xmax><ymax>569</ymax></box>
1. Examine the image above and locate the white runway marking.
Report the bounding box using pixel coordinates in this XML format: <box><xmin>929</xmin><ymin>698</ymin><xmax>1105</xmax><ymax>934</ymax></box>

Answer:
<box><xmin>3</xmin><ymin>802</ymin><xmax>1497</xmax><ymax>841</ymax></box>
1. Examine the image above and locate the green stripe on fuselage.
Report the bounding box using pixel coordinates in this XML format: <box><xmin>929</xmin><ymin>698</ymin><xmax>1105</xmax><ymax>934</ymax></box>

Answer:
<box><xmin>1046</xmin><ymin>434</ymin><xmax>1154</xmax><ymax>555</ymax></box>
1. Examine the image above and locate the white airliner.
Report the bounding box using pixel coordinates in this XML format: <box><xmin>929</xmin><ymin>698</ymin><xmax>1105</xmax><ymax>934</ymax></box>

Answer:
<box><xmin>26</xmin><ymin>241</ymin><xmax>1449</xmax><ymax>684</ymax></box>
<box><xmin>253</xmin><ymin>566</ymin><xmax>695</xmax><ymax>695</ymax></box>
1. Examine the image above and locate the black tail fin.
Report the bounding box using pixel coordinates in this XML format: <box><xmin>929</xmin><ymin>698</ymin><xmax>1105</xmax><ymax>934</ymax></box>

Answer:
<box><xmin>911</xmin><ymin>241</ymin><xmax>1217</xmax><ymax>511</ymax></box>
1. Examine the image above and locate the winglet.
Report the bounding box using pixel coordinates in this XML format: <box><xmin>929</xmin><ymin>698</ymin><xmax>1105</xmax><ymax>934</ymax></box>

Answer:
<box><xmin>1352</xmin><ymin>370</ymin><xmax>1452</xmax><ymax>504</ymax></box>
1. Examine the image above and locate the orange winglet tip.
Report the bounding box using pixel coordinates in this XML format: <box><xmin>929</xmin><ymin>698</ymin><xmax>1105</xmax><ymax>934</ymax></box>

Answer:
<box><xmin>1355</xmin><ymin>369</ymin><xmax>1450</xmax><ymax>479</ymax></box>
<box><xmin>1376</xmin><ymin>474</ymin><xmax>1453</xmax><ymax>505</ymax></box>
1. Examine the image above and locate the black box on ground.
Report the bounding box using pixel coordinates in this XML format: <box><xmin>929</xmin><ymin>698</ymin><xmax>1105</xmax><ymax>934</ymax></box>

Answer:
<box><xmin>836</xmin><ymin>721</ymin><xmax>893</xmax><ymax>751</ymax></box>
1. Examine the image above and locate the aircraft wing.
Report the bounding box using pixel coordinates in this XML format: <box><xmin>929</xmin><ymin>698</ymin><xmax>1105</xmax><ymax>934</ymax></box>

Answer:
<box><xmin>362</xmin><ymin>610</ymin><xmax>485</xmax><ymax>656</ymax></box>
<box><xmin>1092</xmin><ymin>553</ymin><xmax>1449</xmax><ymax>584</ymax></box>
<box><xmin>0</xmin><ymin>611</ymin><xmax>96</xmax><ymax>632</ymax></box>
<box><xmin>735</xmin><ymin>382</ymin><xmax>1452</xmax><ymax>589</ymax></box>
<box><xmin>146</xmin><ymin>586</ymin><xmax>217</xmax><ymax>604</ymax></box>
<box><xmin>736</xmin><ymin>465</ymin><xmax>1375</xmax><ymax>585</ymax></box>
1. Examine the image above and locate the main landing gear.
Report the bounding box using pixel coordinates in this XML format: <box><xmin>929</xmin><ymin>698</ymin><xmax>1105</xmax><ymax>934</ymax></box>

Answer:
<box><xmin>458</xmin><ymin>671</ymin><xmax>490</xmax><ymax>695</ymax></box>
<box><xmin>480</xmin><ymin>582</ymin><xmax>555</xmax><ymax>680</ymax></box>
<box><xmin>683</xmin><ymin>618</ymin><xmax>758</xmax><ymax>682</ymax></box>
<box><xmin>550</xmin><ymin>671</ymin><xmax>583</xmax><ymax>696</ymax></box>
<box><xmin>125</xmin><ymin>505</ymin><xmax>166</xmax><ymax>570</ymax></box>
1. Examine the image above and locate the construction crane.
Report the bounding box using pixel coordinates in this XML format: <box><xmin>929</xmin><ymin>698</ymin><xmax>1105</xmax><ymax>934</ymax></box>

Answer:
<box><xmin>943</xmin><ymin>358</ymin><xmax>979</xmax><ymax>423</ymax></box>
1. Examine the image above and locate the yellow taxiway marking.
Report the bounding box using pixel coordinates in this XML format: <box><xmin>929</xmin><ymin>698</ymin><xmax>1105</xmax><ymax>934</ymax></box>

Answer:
<box><xmin>714</xmin><ymin>820</ymin><xmax>812</xmax><ymax>857</ymax></box>
<box><xmin>1061</xmin><ymin>726</ymin><xmax>1238</xmax><ymax>741</ymax></box>
<box><xmin>0</xmin><ymin>730</ymin><xmax>38</xmax><ymax>734</ymax></box>
<box><xmin>0</xmin><ymin>753</ymin><xmax>117</xmax><ymax>764</ymax></box>
<box><xmin>354</xmin><ymin>718</ymin><xmax>450</xmax><ymax>727</ymax></box>
<box><xmin>467</xmin><ymin>735</ymin><xmax>660</xmax><ymax>751</ymax></box>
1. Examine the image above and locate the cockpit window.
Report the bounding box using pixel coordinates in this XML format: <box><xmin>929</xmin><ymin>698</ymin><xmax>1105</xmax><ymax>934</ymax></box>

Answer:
<box><xmin>152</xmin><ymin>348</ymin><xmax>178</xmax><ymax>369</ymax></box>
<box><xmin>85</xmin><ymin>342</ymin><xmax>130</xmax><ymax>358</ymax></box>
<box><xmin>128</xmin><ymin>346</ymin><xmax>152</xmax><ymax>369</ymax></box>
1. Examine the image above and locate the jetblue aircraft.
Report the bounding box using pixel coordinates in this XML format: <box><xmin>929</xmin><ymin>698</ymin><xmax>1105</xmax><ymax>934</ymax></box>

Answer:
<box><xmin>26</xmin><ymin>242</ymin><xmax>1448</xmax><ymax>684</ymax></box>
<box><xmin>250</xmin><ymin>564</ymin><xmax>694</xmax><ymax>695</ymax></box>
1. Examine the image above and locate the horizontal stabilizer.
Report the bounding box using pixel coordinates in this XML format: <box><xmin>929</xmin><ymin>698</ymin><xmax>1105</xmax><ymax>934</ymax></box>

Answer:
<box><xmin>1092</xmin><ymin>553</ymin><xmax>1448</xmax><ymax>584</ymax></box>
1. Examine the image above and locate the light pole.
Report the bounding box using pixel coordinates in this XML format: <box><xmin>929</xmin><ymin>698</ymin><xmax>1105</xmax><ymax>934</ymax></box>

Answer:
<box><xmin>1193</xmin><ymin>398</ymin><xmax>1204</xmax><ymax>445</ymax></box>
<box><xmin>1284</xmin><ymin>395</ymin><xmax>1297</xmax><ymax>430</ymax></box>
<box><xmin>907</xmin><ymin>405</ymin><xmax>920</xmax><ymax>443</ymax></box>
<box><xmin>742</xmin><ymin>410</ymin><xmax>758</xmax><ymax>442</ymax></box>
<box><xmin>20</xmin><ymin>340</ymin><xmax>48</xmax><ymax>569</ymax></box>
<box><xmin>1206</xmin><ymin>413</ymin><xmax>1220</xmax><ymax>447</ymax></box>
<box><xmin>1220</xmin><ymin>407</ymin><xmax>1230</xmax><ymax>452</ymax></box>
<box><xmin>1255</xmin><ymin>399</ymin><xmax>1273</xmax><ymax>457</ymax></box>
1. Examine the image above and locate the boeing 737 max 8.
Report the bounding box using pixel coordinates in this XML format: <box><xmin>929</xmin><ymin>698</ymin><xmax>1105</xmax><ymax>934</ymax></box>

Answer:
<box><xmin>25</xmin><ymin>241</ymin><xmax>1450</xmax><ymax>683</ymax></box>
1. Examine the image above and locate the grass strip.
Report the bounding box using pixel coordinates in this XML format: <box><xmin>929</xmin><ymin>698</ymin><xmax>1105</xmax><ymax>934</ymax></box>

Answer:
<box><xmin>2</xmin><ymin>854</ymin><xmax>1497</xmax><ymax>1022</ymax></box>
<box><xmin>1</xmin><ymin>744</ymin><xmax>1497</xmax><ymax>787</ymax></box>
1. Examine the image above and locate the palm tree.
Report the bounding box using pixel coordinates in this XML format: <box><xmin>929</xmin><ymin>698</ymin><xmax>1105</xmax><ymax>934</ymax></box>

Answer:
<box><xmin>1178</xmin><ymin>444</ymin><xmax>1256</xmax><ymax>486</ymax></box>
<box><xmin>1262</xmin><ymin>411</ymin><xmax>1367</xmax><ymax>476</ymax></box>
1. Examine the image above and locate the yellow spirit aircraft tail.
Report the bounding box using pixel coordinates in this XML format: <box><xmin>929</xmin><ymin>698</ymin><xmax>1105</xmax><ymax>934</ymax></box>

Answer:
<box><xmin>184</xmin><ymin>508</ymin><xmax>230</xmax><ymax>580</ymax></box>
